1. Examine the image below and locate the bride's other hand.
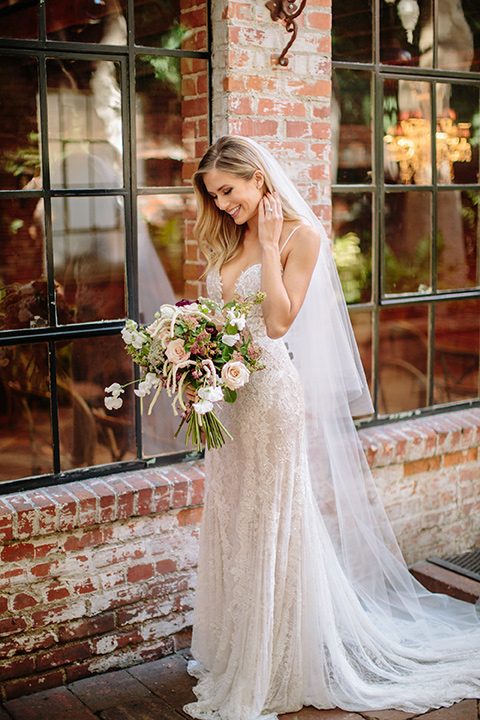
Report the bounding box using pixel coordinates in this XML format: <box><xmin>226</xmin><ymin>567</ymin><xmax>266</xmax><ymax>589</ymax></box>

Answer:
<box><xmin>184</xmin><ymin>385</ymin><xmax>197</xmax><ymax>404</ymax></box>
<box><xmin>258</xmin><ymin>191</ymin><xmax>283</xmax><ymax>253</ymax></box>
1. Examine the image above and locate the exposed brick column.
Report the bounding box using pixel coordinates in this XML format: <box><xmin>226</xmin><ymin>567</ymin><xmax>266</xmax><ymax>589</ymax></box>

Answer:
<box><xmin>211</xmin><ymin>0</ymin><xmax>332</xmax><ymax>225</ymax></box>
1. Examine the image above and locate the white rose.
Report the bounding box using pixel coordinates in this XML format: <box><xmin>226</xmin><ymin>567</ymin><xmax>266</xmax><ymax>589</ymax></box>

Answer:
<box><xmin>165</xmin><ymin>339</ymin><xmax>191</xmax><ymax>364</ymax></box>
<box><xmin>221</xmin><ymin>361</ymin><xmax>250</xmax><ymax>390</ymax></box>
<box><xmin>221</xmin><ymin>333</ymin><xmax>240</xmax><ymax>347</ymax></box>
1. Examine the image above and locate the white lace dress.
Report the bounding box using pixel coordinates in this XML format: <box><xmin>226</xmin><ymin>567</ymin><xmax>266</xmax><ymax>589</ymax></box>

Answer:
<box><xmin>184</xmin><ymin>264</ymin><xmax>480</xmax><ymax>720</ymax></box>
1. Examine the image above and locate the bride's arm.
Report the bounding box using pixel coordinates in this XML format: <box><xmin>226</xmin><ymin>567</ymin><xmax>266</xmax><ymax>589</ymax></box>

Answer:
<box><xmin>259</xmin><ymin>193</ymin><xmax>321</xmax><ymax>339</ymax></box>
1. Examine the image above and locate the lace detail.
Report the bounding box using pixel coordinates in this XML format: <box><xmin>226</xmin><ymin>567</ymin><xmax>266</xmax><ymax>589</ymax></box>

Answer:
<box><xmin>185</xmin><ymin>266</ymin><xmax>480</xmax><ymax>720</ymax></box>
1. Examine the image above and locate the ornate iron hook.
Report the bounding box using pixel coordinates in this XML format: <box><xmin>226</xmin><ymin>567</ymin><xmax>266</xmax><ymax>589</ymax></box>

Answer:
<box><xmin>265</xmin><ymin>0</ymin><xmax>308</xmax><ymax>66</ymax></box>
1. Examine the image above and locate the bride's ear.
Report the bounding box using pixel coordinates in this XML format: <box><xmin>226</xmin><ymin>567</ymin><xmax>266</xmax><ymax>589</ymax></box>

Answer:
<box><xmin>253</xmin><ymin>171</ymin><xmax>265</xmax><ymax>190</ymax></box>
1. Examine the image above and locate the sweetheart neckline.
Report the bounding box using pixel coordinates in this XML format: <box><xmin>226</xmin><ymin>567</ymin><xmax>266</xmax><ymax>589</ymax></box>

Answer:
<box><xmin>218</xmin><ymin>263</ymin><xmax>261</xmax><ymax>304</ymax></box>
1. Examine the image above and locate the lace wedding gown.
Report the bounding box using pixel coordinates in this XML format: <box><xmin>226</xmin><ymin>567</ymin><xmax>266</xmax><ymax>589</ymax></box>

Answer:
<box><xmin>184</xmin><ymin>263</ymin><xmax>480</xmax><ymax>720</ymax></box>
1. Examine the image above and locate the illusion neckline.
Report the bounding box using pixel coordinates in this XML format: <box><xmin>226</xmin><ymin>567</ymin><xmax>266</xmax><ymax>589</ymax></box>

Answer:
<box><xmin>218</xmin><ymin>263</ymin><xmax>261</xmax><ymax>304</ymax></box>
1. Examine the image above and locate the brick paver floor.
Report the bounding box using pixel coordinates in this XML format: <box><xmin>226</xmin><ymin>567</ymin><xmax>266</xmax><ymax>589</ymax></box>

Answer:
<box><xmin>0</xmin><ymin>651</ymin><xmax>478</xmax><ymax>720</ymax></box>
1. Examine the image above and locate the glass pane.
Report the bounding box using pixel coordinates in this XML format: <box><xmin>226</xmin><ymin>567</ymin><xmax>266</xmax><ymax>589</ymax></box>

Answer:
<box><xmin>333</xmin><ymin>70</ymin><xmax>373</xmax><ymax>185</ymax></box>
<box><xmin>134</xmin><ymin>0</ymin><xmax>207</xmax><ymax>51</ymax></box>
<box><xmin>332</xmin><ymin>0</ymin><xmax>372</xmax><ymax>62</ymax></box>
<box><xmin>384</xmin><ymin>191</ymin><xmax>432</xmax><ymax>295</ymax></box>
<box><xmin>51</xmin><ymin>196</ymin><xmax>125</xmax><ymax>323</ymax></box>
<box><xmin>0</xmin><ymin>0</ymin><xmax>37</xmax><ymax>39</ymax></box>
<box><xmin>384</xmin><ymin>79</ymin><xmax>432</xmax><ymax>185</ymax></box>
<box><xmin>136</xmin><ymin>55</ymin><xmax>209</xmax><ymax>188</ymax></box>
<box><xmin>381</xmin><ymin>0</ymin><xmax>432</xmax><ymax>67</ymax></box>
<box><xmin>47</xmin><ymin>60</ymin><xmax>123</xmax><ymax>190</ymax></box>
<box><xmin>437</xmin><ymin>190</ymin><xmax>480</xmax><ymax>290</ymax></box>
<box><xmin>332</xmin><ymin>193</ymin><xmax>372</xmax><ymax>304</ymax></box>
<box><xmin>57</xmin><ymin>335</ymin><xmax>135</xmax><ymax>471</ymax></box>
<box><xmin>138</xmin><ymin>193</ymin><xmax>196</xmax><ymax>322</ymax></box>
<box><xmin>350</xmin><ymin>310</ymin><xmax>373</xmax><ymax>397</ymax></box>
<box><xmin>378</xmin><ymin>305</ymin><xmax>429</xmax><ymax>415</ymax></box>
<box><xmin>0</xmin><ymin>198</ymin><xmax>49</xmax><ymax>331</ymax></box>
<box><xmin>0</xmin><ymin>343</ymin><xmax>53</xmax><ymax>483</ymax></box>
<box><xmin>437</xmin><ymin>83</ymin><xmax>478</xmax><ymax>186</ymax></box>
<box><xmin>0</xmin><ymin>56</ymin><xmax>40</xmax><ymax>190</ymax></box>
<box><xmin>434</xmin><ymin>299</ymin><xmax>479</xmax><ymax>403</ymax></box>
<box><xmin>46</xmin><ymin>1</ymin><xmax>127</xmax><ymax>44</ymax></box>
<box><xmin>437</xmin><ymin>0</ymin><xmax>480</xmax><ymax>72</ymax></box>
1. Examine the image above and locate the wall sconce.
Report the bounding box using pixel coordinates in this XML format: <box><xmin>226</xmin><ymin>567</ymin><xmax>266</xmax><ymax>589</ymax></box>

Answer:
<box><xmin>265</xmin><ymin>0</ymin><xmax>308</xmax><ymax>66</ymax></box>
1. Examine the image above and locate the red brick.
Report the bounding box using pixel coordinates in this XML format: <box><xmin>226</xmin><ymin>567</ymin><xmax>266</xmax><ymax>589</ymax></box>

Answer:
<box><xmin>306</xmin><ymin>9</ymin><xmax>331</xmax><ymax>30</ymax></box>
<box><xmin>156</xmin><ymin>559</ymin><xmax>177</xmax><ymax>574</ymax></box>
<box><xmin>45</xmin><ymin>583</ymin><xmax>70</xmax><ymax>602</ymax></box>
<box><xmin>92</xmin><ymin>627</ymin><xmax>143</xmax><ymax>654</ymax></box>
<box><xmin>6</xmin><ymin>495</ymin><xmax>36</xmax><ymax>538</ymax></box>
<box><xmin>403</xmin><ymin>456</ymin><xmax>441</xmax><ymax>476</ymax></box>
<box><xmin>106</xmin><ymin>477</ymin><xmax>135</xmax><ymax>520</ymax></box>
<box><xmin>127</xmin><ymin>563</ymin><xmax>154</xmax><ymax>583</ymax></box>
<box><xmin>168</xmin><ymin>471</ymin><xmax>189</xmax><ymax>508</ymax></box>
<box><xmin>121</xmin><ymin>473</ymin><xmax>154</xmax><ymax>516</ymax></box>
<box><xmin>0</xmin><ymin>500</ymin><xmax>14</xmax><ymax>542</ymax></box>
<box><xmin>177</xmin><ymin>506</ymin><xmax>203</xmax><ymax>526</ymax></box>
<box><xmin>34</xmin><ymin>541</ymin><xmax>58</xmax><ymax>559</ymax></box>
<box><xmin>72</xmin><ymin>578</ymin><xmax>97</xmax><ymax>595</ymax></box>
<box><xmin>0</xmin><ymin>595</ymin><xmax>8</xmax><ymax>613</ymax></box>
<box><xmin>258</xmin><ymin>99</ymin><xmax>306</xmax><ymax>118</ymax></box>
<box><xmin>93</xmin><ymin>542</ymin><xmax>145</xmax><ymax>569</ymax></box>
<box><xmin>173</xmin><ymin>627</ymin><xmax>192</xmax><ymax>652</ymax></box>
<box><xmin>36</xmin><ymin>640</ymin><xmax>92</xmax><ymax>671</ymax></box>
<box><xmin>0</xmin><ymin>616</ymin><xmax>27</xmax><ymax>637</ymax></box>
<box><xmin>148</xmin><ymin>574</ymin><xmax>190</xmax><ymax>599</ymax></box>
<box><xmin>228</xmin><ymin>118</ymin><xmax>279</xmax><ymax>138</ymax></box>
<box><xmin>288</xmin><ymin>78</ymin><xmax>331</xmax><ymax>98</ymax></box>
<box><xmin>0</xmin><ymin>629</ymin><xmax>56</xmax><ymax>660</ymax></box>
<box><xmin>24</xmin><ymin>490</ymin><xmax>57</xmax><ymax>534</ymax></box>
<box><xmin>44</xmin><ymin>486</ymin><xmax>77</xmax><ymax>531</ymax></box>
<box><xmin>65</xmin><ymin>482</ymin><xmax>98</xmax><ymax>527</ymax></box>
<box><xmin>64</xmin><ymin>659</ymin><xmax>96</xmax><ymax>683</ymax></box>
<box><xmin>4</xmin><ymin>669</ymin><xmax>64</xmax><ymax>700</ymax></box>
<box><xmin>144</xmin><ymin>471</ymin><xmax>172</xmax><ymax>512</ymax></box>
<box><xmin>0</xmin><ymin>654</ymin><xmax>35</xmax><ymax>681</ymax></box>
<box><xmin>63</xmin><ymin>527</ymin><xmax>112</xmax><ymax>553</ymax></box>
<box><xmin>83</xmin><ymin>479</ymin><xmax>116</xmax><ymax>523</ymax></box>
<box><xmin>12</xmin><ymin>592</ymin><xmax>38</xmax><ymax>610</ymax></box>
<box><xmin>0</xmin><ymin>567</ymin><xmax>28</xmax><ymax>589</ymax></box>
<box><xmin>58</xmin><ymin>613</ymin><xmax>115</xmax><ymax>643</ymax></box>
<box><xmin>1</xmin><ymin>542</ymin><xmax>35</xmax><ymax>563</ymax></box>
<box><xmin>31</xmin><ymin>560</ymin><xmax>61</xmax><ymax>578</ymax></box>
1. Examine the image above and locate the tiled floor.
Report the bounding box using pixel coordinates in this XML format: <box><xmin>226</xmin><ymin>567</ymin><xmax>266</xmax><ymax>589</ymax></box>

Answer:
<box><xmin>0</xmin><ymin>651</ymin><xmax>478</xmax><ymax>720</ymax></box>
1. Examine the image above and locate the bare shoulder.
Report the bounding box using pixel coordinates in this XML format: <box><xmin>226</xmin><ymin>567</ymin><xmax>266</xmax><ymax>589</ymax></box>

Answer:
<box><xmin>282</xmin><ymin>223</ymin><xmax>321</xmax><ymax>267</ymax></box>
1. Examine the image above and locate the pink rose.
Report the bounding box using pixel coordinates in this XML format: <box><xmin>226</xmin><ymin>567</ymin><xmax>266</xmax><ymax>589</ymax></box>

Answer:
<box><xmin>221</xmin><ymin>360</ymin><xmax>250</xmax><ymax>390</ymax></box>
<box><xmin>165</xmin><ymin>339</ymin><xmax>191</xmax><ymax>364</ymax></box>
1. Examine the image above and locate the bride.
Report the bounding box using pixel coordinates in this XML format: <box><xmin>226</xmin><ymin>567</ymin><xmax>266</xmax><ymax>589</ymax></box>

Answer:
<box><xmin>183</xmin><ymin>135</ymin><xmax>480</xmax><ymax>720</ymax></box>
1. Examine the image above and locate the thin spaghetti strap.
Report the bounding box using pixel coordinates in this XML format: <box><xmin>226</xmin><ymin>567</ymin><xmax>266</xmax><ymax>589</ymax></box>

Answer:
<box><xmin>279</xmin><ymin>225</ymin><xmax>301</xmax><ymax>255</ymax></box>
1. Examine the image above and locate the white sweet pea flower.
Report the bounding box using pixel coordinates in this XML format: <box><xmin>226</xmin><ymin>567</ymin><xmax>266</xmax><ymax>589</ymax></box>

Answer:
<box><xmin>121</xmin><ymin>327</ymin><xmax>134</xmax><ymax>345</ymax></box>
<box><xmin>105</xmin><ymin>395</ymin><xmax>123</xmax><ymax>410</ymax></box>
<box><xmin>193</xmin><ymin>398</ymin><xmax>214</xmax><ymax>415</ymax></box>
<box><xmin>222</xmin><ymin>332</ymin><xmax>240</xmax><ymax>347</ymax></box>
<box><xmin>104</xmin><ymin>383</ymin><xmax>124</xmax><ymax>398</ymax></box>
<box><xmin>131</xmin><ymin>330</ymin><xmax>147</xmax><ymax>349</ymax></box>
<box><xmin>160</xmin><ymin>305</ymin><xmax>176</xmax><ymax>319</ymax></box>
<box><xmin>198</xmin><ymin>385</ymin><xmax>224</xmax><ymax>403</ymax></box>
<box><xmin>226</xmin><ymin>309</ymin><xmax>246</xmax><ymax>331</ymax></box>
<box><xmin>134</xmin><ymin>381</ymin><xmax>151</xmax><ymax>397</ymax></box>
<box><xmin>144</xmin><ymin>372</ymin><xmax>160</xmax><ymax>388</ymax></box>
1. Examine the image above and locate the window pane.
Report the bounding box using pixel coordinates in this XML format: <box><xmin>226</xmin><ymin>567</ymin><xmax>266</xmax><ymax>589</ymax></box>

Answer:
<box><xmin>350</xmin><ymin>310</ymin><xmax>373</xmax><ymax>396</ymax></box>
<box><xmin>138</xmin><ymin>193</ymin><xmax>196</xmax><ymax>322</ymax></box>
<box><xmin>57</xmin><ymin>335</ymin><xmax>135</xmax><ymax>471</ymax></box>
<box><xmin>436</xmin><ymin>83</ymin><xmax>478</xmax><ymax>186</ymax></box>
<box><xmin>0</xmin><ymin>55</ymin><xmax>40</xmax><ymax>191</ymax></box>
<box><xmin>332</xmin><ymin>193</ymin><xmax>372</xmax><ymax>304</ymax></box>
<box><xmin>437</xmin><ymin>0</ymin><xmax>480</xmax><ymax>72</ymax></box>
<box><xmin>46</xmin><ymin>1</ymin><xmax>127</xmax><ymax>44</ymax></box>
<box><xmin>437</xmin><ymin>190</ymin><xmax>480</xmax><ymax>290</ymax></box>
<box><xmin>51</xmin><ymin>196</ymin><xmax>125</xmax><ymax>324</ymax></box>
<box><xmin>384</xmin><ymin>79</ymin><xmax>432</xmax><ymax>185</ymax></box>
<box><xmin>0</xmin><ymin>343</ymin><xmax>53</xmax><ymax>483</ymax></box>
<box><xmin>434</xmin><ymin>299</ymin><xmax>479</xmax><ymax>403</ymax></box>
<box><xmin>0</xmin><ymin>198</ymin><xmax>49</xmax><ymax>331</ymax></box>
<box><xmin>136</xmin><ymin>55</ymin><xmax>208</xmax><ymax>188</ymax></box>
<box><xmin>0</xmin><ymin>0</ymin><xmax>37</xmax><ymax>39</ymax></box>
<box><xmin>384</xmin><ymin>191</ymin><xmax>432</xmax><ymax>295</ymax></box>
<box><xmin>134</xmin><ymin>0</ymin><xmax>207</xmax><ymax>51</ymax></box>
<box><xmin>47</xmin><ymin>60</ymin><xmax>123</xmax><ymax>190</ymax></box>
<box><xmin>333</xmin><ymin>70</ymin><xmax>373</xmax><ymax>185</ymax></box>
<box><xmin>380</xmin><ymin>0</ymin><xmax>432</xmax><ymax>67</ymax></box>
<box><xmin>378</xmin><ymin>305</ymin><xmax>429</xmax><ymax>415</ymax></box>
<box><xmin>332</xmin><ymin>0</ymin><xmax>372</xmax><ymax>63</ymax></box>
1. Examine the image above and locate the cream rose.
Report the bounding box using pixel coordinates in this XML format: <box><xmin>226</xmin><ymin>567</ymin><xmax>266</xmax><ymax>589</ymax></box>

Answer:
<box><xmin>221</xmin><ymin>361</ymin><xmax>250</xmax><ymax>390</ymax></box>
<box><xmin>165</xmin><ymin>339</ymin><xmax>190</xmax><ymax>364</ymax></box>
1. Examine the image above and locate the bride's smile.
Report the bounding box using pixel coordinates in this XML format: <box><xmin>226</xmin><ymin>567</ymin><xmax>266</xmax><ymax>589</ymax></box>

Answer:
<box><xmin>203</xmin><ymin>168</ymin><xmax>264</xmax><ymax>225</ymax></box>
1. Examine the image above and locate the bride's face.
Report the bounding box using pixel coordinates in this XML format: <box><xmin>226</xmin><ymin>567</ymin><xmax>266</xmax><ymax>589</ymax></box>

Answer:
<box><xmin>203</xmin><ymin>169</ymin><xmax>263</xmax><ymax>224</ymax></box>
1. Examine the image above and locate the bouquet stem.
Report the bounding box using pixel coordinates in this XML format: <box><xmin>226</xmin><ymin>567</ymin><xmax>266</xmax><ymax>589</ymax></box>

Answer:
<box><xmin>175</xmin><ymin>407</ymin><xmax>233</xmax><ymax>452</ymax></box>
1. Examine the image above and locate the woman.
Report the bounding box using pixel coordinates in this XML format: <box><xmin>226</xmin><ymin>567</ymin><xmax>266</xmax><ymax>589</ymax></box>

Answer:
<box><xmin>184</xmin><ymin>136</ymin><xmax>480</xmax><ymax>720</ymax></box>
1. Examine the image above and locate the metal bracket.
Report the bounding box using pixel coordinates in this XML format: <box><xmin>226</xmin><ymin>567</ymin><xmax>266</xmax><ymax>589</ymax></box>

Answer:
<box><xmin>265</xmin><ymin>0</ymin><xmax>308</xmax><ymax>66</ymax></box>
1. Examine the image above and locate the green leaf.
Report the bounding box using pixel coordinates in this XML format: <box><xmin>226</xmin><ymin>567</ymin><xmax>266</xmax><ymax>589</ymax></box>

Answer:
<box><xmin>223</xmin><ymin>387</ymin><xmax>237</xmax><ymax>403</ymax></box>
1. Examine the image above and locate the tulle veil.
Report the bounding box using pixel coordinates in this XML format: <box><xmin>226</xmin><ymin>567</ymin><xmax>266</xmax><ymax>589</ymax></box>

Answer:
<box><xmin>237</xmin><ymin>136</ymin><xmax>480</xmax><ymax>708</ymax></box>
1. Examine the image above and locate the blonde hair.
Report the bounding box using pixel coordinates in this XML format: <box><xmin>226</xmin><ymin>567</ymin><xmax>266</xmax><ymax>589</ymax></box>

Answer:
<box><xmin>193</xmin><ymin>136</ymin><xmax>303</xmax><ymax>272</ymax></box>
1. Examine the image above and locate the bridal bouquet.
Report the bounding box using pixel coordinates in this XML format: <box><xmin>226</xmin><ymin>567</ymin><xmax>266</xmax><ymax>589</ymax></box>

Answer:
<box><xmin>104</xmin><ymin>293</ymin><xmax>265</xmax><ymax>451</ymax></box>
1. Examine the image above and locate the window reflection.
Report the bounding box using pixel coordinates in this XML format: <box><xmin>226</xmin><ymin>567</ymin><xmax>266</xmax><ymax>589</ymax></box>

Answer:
<box><xmin>0</xmin><ymin>0</ymin><xmax>37</xmax><ymax>39</ymax></box>
<box><xmin>57</xmin><ymin>335</ymin><xmax>135</xmax><ymax>470</ymax></box>
<box><xmin>0</xmin><ymin>343</ymin><xmax>53</xmax><ymax>483</ymax></box>
<box><xmin>134</xmin><ymin>0</ymin><xmax>207</xmax><ymax>51</ymax></box>
<box><xmin>380</xmin><ymin>0</ymin><xmax>432</xmax><ymax>67</ymax></box>
<box><xmin>384</xmin><ymin>192</ymin><xmax>431</xmax><ymax>295</ymax></box>
<box><xmin>436</xmin><ymin>83</ymin><xmax>478</xmax><ymax>186</ymax></box>
<box><xmin>332</xmin><ymin>0</ymin><xmax>372</xmax><ymax>63</ymax></box>
<box><xmin>437</xmin><ymin>190</ymin><xmax>480</xmax><ymax>290</ymax></box>
<box><xmin>378</xmin><ymin>305</ymin><xmax>429</xmax><ymax>414</ymax></box>
<box><xmin>434</xmin><ymin>299</ymin><xmax>479</xmax><ymax>403</ymax></box>
<box><xmin>46</xmin><ymin>0</ymin><xmax>127</xmax><ymax>44</ymax></box>
<box><xmin>350</xmin><ymin>311</ymin><xmax>373</xmax><ymax>394</ymax></box>
<box><xmin>332</xmin><ymin>70</ymin><xmax>372</xmax><ymax>185</ymax></box>
<box><xmin>332</xmin><ymin>193</ymin><xmax>372</xmax><ymax>304</ymax></box>
<box><xmin>436</xmin><ymin>0</ymin><xmax>479</xmax><ymax>72</ymax></box>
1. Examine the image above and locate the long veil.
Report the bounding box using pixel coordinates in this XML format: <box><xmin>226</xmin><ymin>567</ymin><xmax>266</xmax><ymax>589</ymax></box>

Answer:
<box><xmin>239</xmin><ymin>137</ymin><xmax>480</xmax><ymax>710</ymax></box>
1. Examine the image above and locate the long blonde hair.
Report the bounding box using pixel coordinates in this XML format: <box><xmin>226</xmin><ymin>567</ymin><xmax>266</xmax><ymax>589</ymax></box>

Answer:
<box><xmin>193</xmin><ymin>136</ymin><xmax>303</xmax><ymax>272</ymax></box>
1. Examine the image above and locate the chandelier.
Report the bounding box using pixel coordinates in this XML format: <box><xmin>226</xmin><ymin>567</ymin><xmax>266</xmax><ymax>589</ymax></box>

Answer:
<box><xmin>384</xmin><ymin>115</ymin><xmax>472</xmax><ymax>184</ymax></box>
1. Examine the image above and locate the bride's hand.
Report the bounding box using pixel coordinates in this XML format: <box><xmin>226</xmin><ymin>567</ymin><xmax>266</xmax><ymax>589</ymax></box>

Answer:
<box><xmin>258</xmin><ymin>191</ymin><xmax>283</xmax><ymax>253</ymax></box>
<box><xmin>184</xmin><ymin>385</ymin><xmax>197</xmax><ymax>404</ymax></box>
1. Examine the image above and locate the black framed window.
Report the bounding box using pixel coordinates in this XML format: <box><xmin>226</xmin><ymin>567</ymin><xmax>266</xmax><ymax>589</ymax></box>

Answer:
<box><xmin>333</xmin><ymin>0</ymin><xmax>480</xmax><ymax>420</ymax></box>
<box><xmin>0</xmin><ymin>0</ymin><xmax>210</xmax><ymax>490</ymax></box>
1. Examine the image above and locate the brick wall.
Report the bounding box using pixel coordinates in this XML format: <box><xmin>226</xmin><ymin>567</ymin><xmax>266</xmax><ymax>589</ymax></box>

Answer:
<box><xmin>1</xmin><ymin>410</ymin><xmax>479</xmax><ymax>699</ymax></box>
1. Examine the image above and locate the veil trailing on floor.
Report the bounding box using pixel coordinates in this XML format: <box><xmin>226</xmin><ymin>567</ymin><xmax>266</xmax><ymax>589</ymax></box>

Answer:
<box><xmin>239</xmin><ymin>137</ymin><xmax>480</xmax><ymax>709</ymax></box>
